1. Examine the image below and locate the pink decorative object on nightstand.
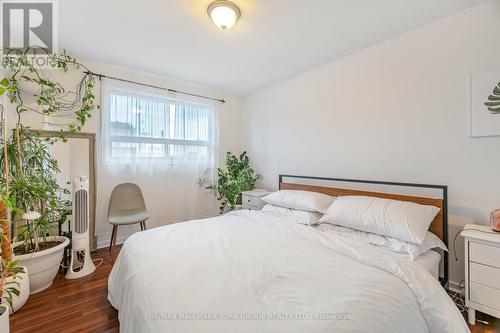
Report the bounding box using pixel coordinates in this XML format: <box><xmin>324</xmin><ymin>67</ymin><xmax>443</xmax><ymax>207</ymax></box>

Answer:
<box><xmin>490</xmin><ymin>209</ymin><xmax>500</xmax><ymax>232</ymax></box>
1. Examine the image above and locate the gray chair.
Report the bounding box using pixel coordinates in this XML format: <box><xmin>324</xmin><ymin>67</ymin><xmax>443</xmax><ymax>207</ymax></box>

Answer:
<box><xmin>108</xmin><ymin>183</ymin><xmax>149</xmax><ymax>252</ymax></box>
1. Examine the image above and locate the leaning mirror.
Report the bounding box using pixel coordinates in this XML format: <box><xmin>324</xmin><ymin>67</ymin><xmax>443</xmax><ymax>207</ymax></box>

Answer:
<box><xmin>36</xmin><ymin>131</ymin><xmax>97</xmax><ymax>251</ymax></box>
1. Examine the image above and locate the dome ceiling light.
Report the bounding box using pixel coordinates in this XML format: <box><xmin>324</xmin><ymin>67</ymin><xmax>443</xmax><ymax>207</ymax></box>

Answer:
<box><xmin>207</xmin><ymin>1</ymin><xmax>241</xmax><ymax>30</ymax></box>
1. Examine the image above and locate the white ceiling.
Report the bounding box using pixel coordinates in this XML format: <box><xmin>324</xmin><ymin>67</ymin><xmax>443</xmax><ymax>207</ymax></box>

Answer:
<box><xmin>59</xmin><ymin>0</ymin><xmax>484</xmax><ymax>95</ymax></box>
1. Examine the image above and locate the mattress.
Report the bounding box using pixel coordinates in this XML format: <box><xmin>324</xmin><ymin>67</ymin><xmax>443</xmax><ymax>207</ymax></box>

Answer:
<box><xmin>108</xmin><ymin>210</ymin><xmax>468</xmax><ymax>333</ymax></box>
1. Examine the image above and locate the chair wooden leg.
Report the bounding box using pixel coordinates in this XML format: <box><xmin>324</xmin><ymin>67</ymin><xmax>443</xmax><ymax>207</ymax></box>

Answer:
<box><xmin>109</xmin><ymin>225</ymin><xmax>117</xmax><ymax>252</ymax></box>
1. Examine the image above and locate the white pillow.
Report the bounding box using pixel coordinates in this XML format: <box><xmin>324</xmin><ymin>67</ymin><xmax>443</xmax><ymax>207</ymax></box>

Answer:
<box><xmin>262</xmin><ymin>190</ymin><xmax>334</xmax><ymax>213</ymax></box>
<box><xmin>319</xmin><ymin>196</ymin><xmax>440</xmax><ymax>244</ymax></box>
<box><xmin>262</xmin><ymin>204</ymin><xmax>322</xmax><ymax>225</ymax></box>
<box><xmin>317</xmin><ymin>224</ymin><xmax>447</xmax><ymax>260</ymax></box>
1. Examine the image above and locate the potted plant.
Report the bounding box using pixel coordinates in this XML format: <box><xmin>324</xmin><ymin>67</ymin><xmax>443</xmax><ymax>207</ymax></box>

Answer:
<box><xmin>0</xmin><ymin>49</ymin><xmax>97</xmax><ymax>294</ymax></box>
<box><xmin>0</xmin><ymin>71</ymin><xmax>26</xmax><ymax>323</ymax></box>
<box><xmin>207</xmin><ymin>151</ymin><xmax>260</xmax><ymax>214</ymax></box>
<box><xmin>7</xmin><ymin>129</ymin><xmax>72</xmax><ymax>293</ymax></box>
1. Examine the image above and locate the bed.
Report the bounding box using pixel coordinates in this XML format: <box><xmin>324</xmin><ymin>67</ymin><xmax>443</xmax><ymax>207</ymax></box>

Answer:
<box><xmin>108</xmin><ymin>175</ymin><xmax>469</xmax><ymax>333</ymax></box>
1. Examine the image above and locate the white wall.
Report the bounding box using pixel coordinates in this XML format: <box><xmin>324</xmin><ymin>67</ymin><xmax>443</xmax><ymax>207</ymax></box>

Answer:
<box><xmin>7</xmin><ymin>59</ymin><xmax>242</xmax><ymax>248</ymax></box>
<box><xmin>241</xmin><ymin>0</ymin><xmax>500</xmax><ymax>287</ymax></box>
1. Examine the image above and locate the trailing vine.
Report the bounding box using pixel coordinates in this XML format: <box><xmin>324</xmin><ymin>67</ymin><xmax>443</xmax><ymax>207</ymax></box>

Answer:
<box><xmin>0</xmin><ymin>48</ymin><xmax>98</xmax><ymax>258</ymax></box>
<box><xmin>3</xmin><ymin>48</ymin><xmax>99</xmax><ymax>140</ymax></box>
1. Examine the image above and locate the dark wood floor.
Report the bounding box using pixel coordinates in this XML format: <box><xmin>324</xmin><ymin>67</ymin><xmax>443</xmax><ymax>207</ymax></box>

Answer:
<box><xmin>469</xmin><ymin>313</ymin><xmax>500</xmax><ymax>333</ymax></box>
<box><xmin>10</xmin><ymin>247</ymin><xmax>119</xmax><ymax>333</ymax></box>
<box><xmin>8</xmin><ymin>247</ymin><xmax>499</xmax><ymax>333</ymax></box>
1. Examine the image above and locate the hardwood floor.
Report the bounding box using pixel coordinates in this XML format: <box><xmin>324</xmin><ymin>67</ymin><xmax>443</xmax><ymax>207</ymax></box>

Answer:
<box><xmin>8</xmin><ymin>247</ymin><xmax>499</xmax><ymax>332</ymax></box>
<box><xmin>10</xmin><ymin>247</ymin><xmax>119</xmax><ymax>333</ymax></box>
<box><xmin>468</xmin><ymin>313</ymin><xmax>500</xmax><ymax>333</ymax></box>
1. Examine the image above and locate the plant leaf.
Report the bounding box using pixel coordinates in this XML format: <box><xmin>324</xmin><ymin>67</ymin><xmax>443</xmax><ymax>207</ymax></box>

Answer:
<box><xmin>485</xmin><ymin>101</ymin><xmax>500</xmax><ymax>107</ymax></box>
<box><xmin>485</xmin><ymin>82</ymin><xmax>500</xmax><ymax>114</ymax></box>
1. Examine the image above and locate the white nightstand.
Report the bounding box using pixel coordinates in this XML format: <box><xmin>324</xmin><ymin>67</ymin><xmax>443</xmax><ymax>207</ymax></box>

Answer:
<box><xmin>462</xmin><ymin>224</ymin><xmax>500</xmax><ymax>325</ymax></box>
<box><xmin>241</xmin><ymin>189</ymin><xmax>270</xmax><ymax>210</ymax></box>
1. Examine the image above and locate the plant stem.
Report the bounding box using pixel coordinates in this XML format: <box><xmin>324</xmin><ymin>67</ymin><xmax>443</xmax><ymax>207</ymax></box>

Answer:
<box><xmin>15</xmin><ymin>123</ymin><xmax>23</xmax><ymax>176</ymax></box>
<box><xmin>0</xmin><ymin>202</ymin><xmax>12</xmax><ymax>261</ymax></box>
<box><xmin>0</xmin><ymin>104</ymin><xmax>12</xmax><ymax>263</ymax></box>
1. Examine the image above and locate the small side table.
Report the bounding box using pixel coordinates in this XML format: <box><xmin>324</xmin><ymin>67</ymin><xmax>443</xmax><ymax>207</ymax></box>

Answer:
<box><xmin>462</xmin><ymin>224</ymin><xmax>500</xmax><ymax>325</ymax></box>
<box><xmin>241</xmin><ymin>189</ymin><xmax>270</xmax><ymax>210</ymax></box>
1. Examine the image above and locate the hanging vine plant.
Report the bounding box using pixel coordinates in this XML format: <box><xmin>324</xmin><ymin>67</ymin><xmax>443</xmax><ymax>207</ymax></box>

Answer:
<box><xmin>485</xmin><ymin>82</ymin><xmax>500</xmax><ymax>114</ymax></box>
<box><xmin>0</xmin><ymin>48</ymin><xmax>99</xmax><ymax>294</ymax></box>
<box><xmin>3</xmin><ymin>48</ymin><xmax>99</xmax><ymax>138</ymax></box>
<box><xmin>0</xmin><ymin>48</ymin><xmax>98</xmax><ymax>239</ymax></box>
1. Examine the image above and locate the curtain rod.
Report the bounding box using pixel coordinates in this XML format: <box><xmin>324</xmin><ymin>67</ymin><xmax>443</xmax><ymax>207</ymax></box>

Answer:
<box><xmin>84</xmin><ymin>71</ymin><xmax>226</xmax><ymax>104</ymax></box>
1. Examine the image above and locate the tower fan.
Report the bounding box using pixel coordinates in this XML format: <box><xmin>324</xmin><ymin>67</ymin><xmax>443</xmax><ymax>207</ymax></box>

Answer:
<box><xmin>65</xmin><ymin>176</ymin><xmax>96</xmax><ymax>279</ymax></box>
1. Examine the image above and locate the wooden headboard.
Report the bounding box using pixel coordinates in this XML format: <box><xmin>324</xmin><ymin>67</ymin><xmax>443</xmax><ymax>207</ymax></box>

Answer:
<box><xmin>278</xmin><ymin>175</ymin><xmax>449</xmax><ymax>288</ymax></box>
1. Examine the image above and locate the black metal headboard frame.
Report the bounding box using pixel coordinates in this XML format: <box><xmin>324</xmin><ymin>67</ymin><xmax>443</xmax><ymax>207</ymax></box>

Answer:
<box><xmin>278</xmin><ymin>174</ymin><xmax>449</xmax><ymax>289</ymax></box>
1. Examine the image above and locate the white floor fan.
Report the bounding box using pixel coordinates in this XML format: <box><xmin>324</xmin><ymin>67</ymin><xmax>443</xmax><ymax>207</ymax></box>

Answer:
<box><xmin>65</xmin><ymin>176</ymin><xmax>96</xmax><ymax>279</ymax></box>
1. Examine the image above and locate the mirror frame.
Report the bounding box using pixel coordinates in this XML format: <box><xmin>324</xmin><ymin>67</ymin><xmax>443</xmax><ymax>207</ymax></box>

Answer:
<box><xmin>34</xmin><ymin>130</ymin><xmax>97</xmax><ymax>251</ymax></box>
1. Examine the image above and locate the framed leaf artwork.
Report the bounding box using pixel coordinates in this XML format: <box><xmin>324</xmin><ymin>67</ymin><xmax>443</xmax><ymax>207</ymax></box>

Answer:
<box><xmin>470</xmin><ymin>68</ymin><xmax>500</xmax><ymax>137</ymax></box>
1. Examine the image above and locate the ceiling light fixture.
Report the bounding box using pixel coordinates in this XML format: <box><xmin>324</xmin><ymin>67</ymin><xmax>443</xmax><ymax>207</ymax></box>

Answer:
<box><xmin>207</xmin><ymin>1</ymin><xmax>241</xmax><ymax>30</ymax></box>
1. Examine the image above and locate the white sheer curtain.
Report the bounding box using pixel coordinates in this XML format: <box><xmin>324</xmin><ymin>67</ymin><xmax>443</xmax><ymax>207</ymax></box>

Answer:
<box><xmin>97</xmin><ymin>78</ymin><xmax>219</xmax><ymax>235</ymax></box>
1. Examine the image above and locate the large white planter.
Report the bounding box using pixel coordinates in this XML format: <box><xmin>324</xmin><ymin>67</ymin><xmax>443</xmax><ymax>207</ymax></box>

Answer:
<box><xmin>13</xmin><ymin>236</ymin><xmax>70</xmax><ymax>294</ymax></box>
<box><xmin>0</xmin><ymin>304</ymin><xmax>9</xmax><ymax>333</ymax></box>
<box><xmin>2</xmin><ymin>266</ymin><xmax>29</xmax><ymax>313</ymax></box>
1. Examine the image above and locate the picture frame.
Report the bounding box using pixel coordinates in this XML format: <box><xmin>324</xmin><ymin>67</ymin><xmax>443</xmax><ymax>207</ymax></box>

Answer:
<box><xmin>469</xmin><ymin>68</ymin><xmax>500</xmax><ymax>137</ymax></box>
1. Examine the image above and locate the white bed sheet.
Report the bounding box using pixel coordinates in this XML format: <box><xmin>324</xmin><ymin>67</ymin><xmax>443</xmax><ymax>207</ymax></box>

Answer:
<box><xmin>108</xmin><ymin>210</ymin><xmax>468</xmax><ymax>333</ymax></box>
<box><xmin>400</xmin><ymin>249</ymin><xmax>441</xmax><ymax>280</ymax></box>
<box><xmin>314</xmin><ymin>223</ymin><xmax>442</xmax><ymax>279</ymax></box>
<box><xmin>352</xmin><ymin>244</ymin><xmax>441</xmax><ymax>280</ymax></box>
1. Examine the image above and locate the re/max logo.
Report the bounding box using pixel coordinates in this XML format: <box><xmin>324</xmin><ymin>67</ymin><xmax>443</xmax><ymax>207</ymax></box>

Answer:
<box><xmin>1</xmin><ymin>0</ymin><xmax>57</xmax><ymax>54</ymax></box>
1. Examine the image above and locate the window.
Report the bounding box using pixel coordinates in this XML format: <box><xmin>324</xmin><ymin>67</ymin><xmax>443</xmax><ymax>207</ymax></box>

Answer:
<box><xmin>101</xmin><ymin>79</ymin><xmax>217</xmax><ymax>166</ymax></box>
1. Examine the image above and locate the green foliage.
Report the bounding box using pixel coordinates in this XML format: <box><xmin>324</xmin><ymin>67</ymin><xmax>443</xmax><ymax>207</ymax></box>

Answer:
<box><xmin>207</xmin><ymin>151</ymin><xmax>260</xmax><ymax>214</ymax></box>
<box><xmin>2</xmin><ymin>48</ymin><xmax>99</xmax><ymax>137</ymax></box>
<box><xmin>0</xmin><ymin>126</ymin><xmax>70</xmax><ymax>253</ymax></box>
<box><xmin>0</xmin><ymin>48</ymin><xmax>92</xmax><ymax>305</ymax></box>
<box><xmin>0</xmin><ymin>227</ymin><xmax>25</xmax><ymax>309</ymax></box>
<box><xmin>0</xmin><ymin>48</ymin><xmax>93</xmax><ymax>255</ymax></box>
<box><xmin>485</xmin><ymin>82</ymin><xmax>500</xmax><ymax>114</ymax></box>
<box><xmin>0</xmin><ymin>258</ymin><xmax>24</xmax><ymax>309</ymax></box>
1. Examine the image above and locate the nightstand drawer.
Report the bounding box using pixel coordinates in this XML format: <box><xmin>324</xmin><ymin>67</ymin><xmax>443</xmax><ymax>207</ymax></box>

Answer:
<box><xmin>470</xmin><ymin>242</ymin><xmax>500</xmax><ymax>269</ymax></box>
<box><xmin>245</xmin><ymin>204</ymin><xmax>261</xmax><ymax>210</ymax></box>
<box><xmin>241</xmin><ymin>189</ymin><xmax>270</xmax><ymax>210</ymax></box>
<box><xmin>470</xmin><ymin>282</ymin><xmax>500</xmax><ymax>310</ymax></box>
<box><xmin>470</xmin><ymin>262</ymin><xmax>500</xmax><ymax>288</ymax></box>
<box><xmin>243</xmin><ymin>195</ymin><xmax>261</xmax><ymax>207</ymax></box>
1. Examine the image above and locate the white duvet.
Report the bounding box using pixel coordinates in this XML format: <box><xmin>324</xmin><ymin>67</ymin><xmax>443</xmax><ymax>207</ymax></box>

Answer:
<box><xmin>108</xmin><ymin>210</ymin><xmax>469</xmax><ymax>333</ymax></box>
